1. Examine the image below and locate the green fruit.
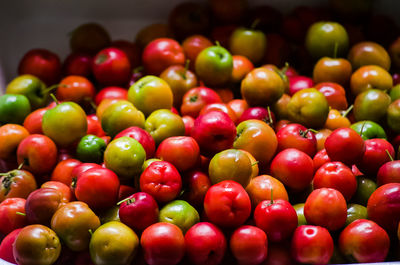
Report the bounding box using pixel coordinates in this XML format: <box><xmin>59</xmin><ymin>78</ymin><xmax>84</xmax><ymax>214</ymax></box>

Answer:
<box><xmin>293</xmin><ymin>203</ymin><xmax>307</xmax><ymax>226</ymax></box>
<box><xmin>76</xmin><ymin>134</ymin><xmax>107</xmax><ymax>163</ymax></box>
<box><xmin>305</xmin><ymin>21</ymin><xmax>349</xmax><ymax>59</ymax></box>
<box><xmin>159</xmin><ymin>200</ymin><xmax>200</xmax><ymax>233</ymax></box>
<box><xmin>89</xmin><ymin>221</ymin><xmax>139</xmax><ymax>265</ymax></box>
<box><xmin>390</xmin><ymin>84</ymin><xmax>400</xmax><ymax>101</ymax></box>
<box><xmin>345</xmin><ymin>204</ymin><xmax>368</xmax><ymax>226</ymax></box>
<box><xmin>145</xmin><ymin>109</ymin><xmax>185</xmax><ymax>145</ymax></box>
<box><xmin>229</xmin><ymin>27</ymin><xmax>267</xmax><ymax>63</ymax></box>
<box><xmin>387</xmin><ymin>99</ymin><xmax>400</xmax><ymax>133</ymax></box>
<box><xmin>0</xmin><ymin>94</ymin><xmax>31</xmax><ymax>125</ymax></box>
<box><xmin>353</xmin><ymin>176</ymin><xmax>377</xmax><ymax>206</ymax></box>
<box><xmin>353</xmin><ymin>89</ymin><xmax>391</xmax><ymax>123</ymax></box>
<box><xmin>350</xmin><ymin>121</ymin><xmax>387</xmax><ymax>140</ymax></box>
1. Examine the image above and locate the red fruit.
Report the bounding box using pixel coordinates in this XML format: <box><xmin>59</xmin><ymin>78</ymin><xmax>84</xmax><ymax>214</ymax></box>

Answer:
<box><xmin>180</xmin><ymin>86</ymin><xmax>222</xmax><ymax>118</ymax></box>
<box><xmin>313</xmin><ymin>148</ymin><xmax>331</xmax><ymax>172</ymax></box>
<box><xmin>203</xmin><ymin>180</ymin><xmax>251</xmax><ymax>228</ymax></box>
<box><xmin>182</xmin><ymin>115</ymin><xmax>195</xmax><ymax>136</ymax></box>
<box><xmin>86</xmin><ymin>114</ymin><xmax>106</xmax><ymax>137</ymax></box>
<box><xmin>141</xmin><ymin>222</ymin><xmax>185</xmax><ymax>265</ymax></box>
<box><xmin>276</xmin><ymin>123</ymin><xmax>317</xmax><ymax>157</ymax></box>
<box><xmin>142</xmin><ymin>38</ymin><xmax>185</xmax><ymax>76</ymax></box>
<box><xmin>92</xmin><ymin>47</ymin><xmax>131</xmax><ymax>86</ymax></box>
<box><xmin>230</xmin><ymin>225</ymin><xmax>268</xmax><ymax>265</ymax></box>
<box><xmin>238</xmin><ymin>107</ymin><xmax>276</xmax><ymax>126</ymax></box>
<box><xmin>254</xmin><ymin>199</ymin><xmax>298</xmax><ymax>242</ymax></box>
<box><xmin>23</xmin><ymin>108</ymin><xmax>47</xmax><ymax>134</ymax></box>
<box><xmin>270</xmin><ymin>148</ymin><xmax>314</xmax><ymax>191</ymax></box>
<box><xmin>291</xmin><ymin>225</ymin><xmax>334</xmax><ymax>264</ymax></box>
<box><xmin>315</xmin><ymin>82</ymin><xmax>348</xmax><ymax>110</ymax></box>
<box><xmin>313</xmin><ymin>161</ymin><xmax>357</xmax><ymax>201</ymax></box>
<box><xmin>325</xmin><ymin>128</ymin><xmax>365</xmax><ymax>166</ymax></box>
<box><xmin>0</xmin><ymin>228</ymin><xmax>22</xmax><ymax>263</ymax></box>
<box><xmin>62</xmin><ymin>52</ymin><xmax>93</xmax><ymax>77</ymax></box>
<box><xmin>0</xmin><ymin>198</ymin><xmax>27</xmax><ymax>235</ymax></box>
<box><xmin>185</xmin><ymin>222</ymin><xmax>227</xmax><ymax>265</ymax></box>
<box><xmin>377</xmin><ymin>160</ymin><xmax>400</xmax><ymax>185</ymax></box>
<box><xmin>367</xmin><ymin>183</ymin><xmax>400</xmax><ymax>233</ymax></box>
<box><xmin>111</xmin><ymin>40</ymin><xmax>141</xmax><ymax>68</ymax></box>
<box><xmin>304</xmin><ymin>188</ymin><xmax>347</xmax><ymax>231</ymax></box>
<box><xmin>339</xmin><ymin>219</ymin><xmax>390</xmax><ymax>263</ymax></box>
<box><xmin>94</xmin><ymin>86</ymin><xmax>128</xmax><ymax>105</ymax></box>
<box><xmin>289</xmin><ymin>75</ymin><xmax>314</xmax><ymax>96</ymax></box>
<box><xmin>114</xmin><ymin>127</ymin><xmax>156</xmax><ymax>160</ymax></box>
<box><xmin>50</xmin><ymin>159</ymin><xmax>81</xmax><ymax>186</ymax></box>
<box><xmin>182</xmin><ymin>170</ymin><xmax>211</xmax><ymax>208</ymax></box>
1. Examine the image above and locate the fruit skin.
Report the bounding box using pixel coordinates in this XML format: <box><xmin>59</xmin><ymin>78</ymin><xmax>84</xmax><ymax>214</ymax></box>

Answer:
<box><xmin>141</xmin><ymin>222</ymin><xmax>185</xmax><ymax>265</ymax></box>
<box><xmin>348</xmin><ymin>41</ymin><xmax>391</xmax><ymax>70</ymax></box>
<box><xmin>203</xmin><ymin>180</ymin><xmax>251</xmax><ymax>228</ymax></box>
<box><xmin>0</xmin><ymin>169</ymin><xmax>37</xmax><ymax>203</ymax></box>
<box><xmin>56</xmin><ymin>75</ymin><xmax>95</xmax><ymax>105</ymax></box>
<box><xmin>42</xmin><ymin>101</ymin><xmax>87</xmax><ymax>147</ymax></box>
<box><xmin>184</xmin><ymin>222</ymin><xmax>227</xmax><ymax>265</ymax></box>
<box><xmin>51</xmin><ymin>201</ymin><xmax>100</xmax><ymax>252</ymax></box>
<box><xmin>324</xmin><ymin>127</ymin><xmax>365</xmax><ymax>166</ymax></box>
<box><xmin>377</xmin><ymin>160</ymin><xmax>400</xmax><ymax>185</ymax></box>
<box><xmin>182</xmin><ymin>170</ymin><xmax>211</xmax><ymax>209</ymax></box>
<box><xmin>304</xmin><ymin>188</ymin><xmax>347</xmax><ymax>231</ymax></box>
<box><xmin>288</xmin><ymin>75</ymin><xmax>314</xmax><ymax>96</ymax></box>
<box><xmin>246</xmin><ymin>175</ymin><xmax>289</xmax><ymax>209</ymax></box>
<box><xmin>89</xmin><ymin>221</ymin><xmax>139</xmax><ymax>265</ymax></box>
<box><xmin>128</xmin><ymin>75</ymin><xmax>173</xmax><ymax>117</ymax></box>
<box><xmin>94</xmin><ymin>86</ymin><xmax>128</xmax><ymax>105</ymax></box>
<box><xmin>270</xmin><ymin>148</ymin><xmax>314</xmax><ymax>191</ymax></box>
<box><xmin>159</xmin><ymin>199</ymin><xmax>200</xmax><ymax>233</ymax></box>
<box><xmin>119</xmin><ymin>192</ymin><xmax>159</xmax><ymax>231</ymax></box>
<box><xmin>367</xmin><ymin>183</ymin><xmax>400</xmax><ymax>233</ymax></box>
<box><xmin>241</xmin><ymin>68</ymin><xmax>285</xmax><ymax>107</ymax></box>
<box><xmin>195</xmin><ymin>45</ymin><xmax>233</xmax><ymax>87</ymax></box>
<box><xmin>70</xmin><ymin>23</ymin><xmax>111</xmax><ymax>55</ymax></box>
<box><xmin>345</xmin><ymin>204</ymin><xmax>368</xmax><ymax>226</ymax></box>
<box><xmin>182</xmin><ymin>35</ymin><xmax>213</xmax><ymax>70</ymax></box>
<box><xmin>350</xmin><ymin>65</ymin><xmax>393</xmax><ymax>96</ymax></box>
<box><xmin>315</xmin><ymin>82</ymin><xmax>348</xmax><ymax>110</ymax></box>
<box><xmin>62</xmin><ymin>52</ymin><xmax>93</xmax><ymax>77</ymax></box>
<box><xmin>208</xmin><ymin>149</ymin><xmax>252</xmax><ymax>187</ymax></box>
<box><xmin>180</xmin><ymin>86</ymin><xmax>222</xmax><ymax>118</ymax></box>
<box><xmin>353</xmin><ymin>89</ymin><xmax>391</xmax><ymax>123</ymax></box>
<box><xmin>276</xmin><ymin>123</ymin><xmax>317</xmax><ymax>157</ymax></box>
<box><xmin>13</xmin><ymin>225</ymin><xmax>61</xmax><ymax>265</ymax></box>
<box><xmin>229</xmin><ymin>27</ymin><xmax>267</xmax><ymax>64</ymax></box>
<box><xmin>6</xmin><ymin>74</ymin><xmax>48</xmax><ymax>109</ymax></box>
<box><xmin>254</xmin><ymin>199</ymin><xmax>298</xmax><ymax>243</ymax></box>
<box><xmin>350</xmin><ymin>120</ymin><xmax>387</xmax><ymax>140</ymax></box>
<box><xmin>313</xmin><ymin>57</ymin><xmax>352</xmax><ymax>86</ymax></box>
<box><xmin>291</xmin><ymin>225</ymin><xmax>334</xmax><ymax>264</ymax></box>
<box><xmin>114</xmin><ymin>126</ymin><xmax>155</xmax><ymax>160</ymax></box>
<box><xmin>287</xmin><ymin>88</ymin><xmax>329</xmax><ymax>129</ymax></box>
<box><xmin>339</xmin><ymin>219</ymin><xmax>390</xmax><ymax>263</ymax></box>
<box><xmin>305</xmin><ymin>21</ymin><xmax>349</xmax><ymax>59</ymax></box>
<box><xmin>387</xmin><ymin>99</ymin><xmax>400</xmax><ymax>133</ymax></box>
<box><xmin>142</xmin><ymin>38</ymin><xmax>185</xmax><ymax>76</ymax></box>
<box><xmin>230</xmin><ymin>225</ymin><xmax>268</xmax><ymax>265</ymax></box>
<box><xmin>191</xmin><ymin>111</ymin><xmax>236</xmax><ymax>157</ymax></box>
<box><xmin>0</xmin><ymin>94</ymin><xmax>31</xmax><ymax>125</ymax></box>
<box><xmin>0</xmin><ymin>198</ymin><xmax>27</xmax><ymax>235</ymax></box>
<box><xmin>0</xmin><ymin>124</ymin><xmax>30</xmax><ymax>160</ymax></box>
<box><xmin>76</xmin><ymin>134</ymin><xmax>106</xmax><ymax>164</ymax></box>
<box><xmin>0</xmin><ymin>228</ymin><xmax>22</xmax><ymax>263</ymax></box>
<box><xmin>18</xmin><ymin>48</ymin><xmax>61</xmax><ymax>86</ymax></box>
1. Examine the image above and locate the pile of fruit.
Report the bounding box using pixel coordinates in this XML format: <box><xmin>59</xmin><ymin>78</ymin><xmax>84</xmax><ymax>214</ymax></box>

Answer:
<box><xmin>1</xmin><ymin>0</ymin><xmax>400</xmax><ymax>264</ymax></box>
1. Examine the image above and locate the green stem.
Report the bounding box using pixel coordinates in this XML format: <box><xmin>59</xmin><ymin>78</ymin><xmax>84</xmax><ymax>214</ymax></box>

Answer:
<box><xmin>117</xmin><ymin>197</ymin><xmax>131</xmax><ymax>206</ymax></box>
<box><xmin>251</xmin><ymin>161</ymin><xmax>259</xmax><ymax>166</ymax></box>
<box><xmin>17</xmin><ymin>161</ymin><xmax>24</xmax><ymax>170</ymax></box>
<box><xmin>250</xmin><ymin>19</ymin><xmax>260</xmax><ymax>29</ymax></box>
<box><xmin>281</xmin><ymin>62</ymin><xmax>290</xmax><ymax>74</ymax></box>
<box><xmin>16</xmin><ymin>212</ymin><xmax>26</xmax><ymax>216</ymax></box>
<box><xmin>215</xmin><ymin>41</ymin><xmax>221</xmax><ymax>47</ymax></box>
<box><xmin>341</xmin><ymin>105</ymin><xmax>353</xmax><ymax>118</ymax></box>
<box><xmin>267</xmin><ymin>106</ymin><xmax>273</xmax><ymax>125</ymax></box>
<box><xmin>360</xmin><ymin>121</ymin><xmax>367</xmax><ymax>136</ymax></box>
<box><xmin>386</xmin><ymin>149</ymin><xmax>394</xmax><ymax>161</ymax></box>
<box><xmin>88</xmin><ymin>229</ymin><xmax>93</xmax><ymax>236</ymax></box>
<box><xmin>50</xmin><ymin>93</ymin><xmax>60</xmax><ymax>105</ymax></box>
<box><xmin>268</xmin><ymin>188</ymin><xmax>274</xmax><ymax>206</ymax></box>
<box><xmin>333</xmin><ymin>42</ymin><xmax>339</xmax><ymax>58</ymax></box>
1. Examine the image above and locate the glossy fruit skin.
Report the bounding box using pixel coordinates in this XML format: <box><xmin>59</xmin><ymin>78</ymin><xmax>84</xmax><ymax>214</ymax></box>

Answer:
<box><xmin>204</xmin><ymin>180</ymin><xmax>251</xmax><ymax>228</ymax></box>
<box><xmin>76</xmin><ymin>134</ymin><xmax>106</xmax><ymax>164</ymax></box>
<box><xmin>241</xmin><ymin>68</ymin><xmax>285</xmax><ymax>107</ymax></box>
<box><xmin>128</xmin><ymin>75</ymin><xmax>173</xmax><ymax>117</ymax></box>
<box><xmin>348</xmin><ymin>41</ymin><xmax>391</xmax><ymax>70</ymax></box>
<box><xmin>180</xmin><ymin>86</ymin><xmax>222</xmax><ymax>118</ymax></box>
<box><xmin>142</xmin><ymin>38</ymin><xmax>185</xmax><ymax>76</ymax></box>
<box><xmin>313</xmin><ymin>162</ymin><xmax>357</xmax><ymax>201</ymax></box>
<box><xmin>357</xmin><ymin>138</ymin><xmax>395</xmax><ymax>176</ymax></box>
<box><xmin>86</xmin><ymin>114</ymin><xmax>106</xmax><ymax>137</ymax></box>
<box><xmin>339</xmin><ymin>219</ymin><xmax>390</xmax><ymax>263</ymax></box>
<box><xmin>229</xmin><ymin>28</ymin><xmax>267</xmax><ymax>64</ymax></box>
<box><xmin>304</xmin><ymin>188</ymin><xmax>347</xmax><ymax>231</ymax></box>
<box><xmin>367</xmin><ymin>183</ymin><xmax>400</xmax><ymax>233</ymax></box>
<box><xmin>6</xmin><ymin>74</ymin><xmax>48</xmax><ymax>109</ymax></box>
<box><xmin>277</xmin><ymin>123</ymin><xmax>317</xmax><ymax>157</ymax></box>
<box><xmin>195</xmin><ymin>45</ymin><xmax>233</xmax><ymax>87</ymax></box>
<box><xmin>159</xmin><ymin>199</ymin><xmax>200</xmax><ymax>233</ymax></box>
<box><xmin>90</xmin><ymin>221</ymin><xmax>139</xmax><ymax>265</ymax></box>
<box><xmin>315</xmin><ymin>82</ymin><xmax>348</xmax><ymax>110</ymax></box>
<box><xmin>0</xmin><ymin>94</ymin><xmax>31</xmax><ymax>125</ymax></box>
<box><xmin>246</xmin><ymin>175</ymin><xmax>288</xmax><ymax>209</ymax></box>
<box><xmin>325</xmin><ymin>128</ymin><xmax>365</xmax><ymax>166</ymax></box>
<box><xmin>254</xmin><ymin>199</ymin><xmax>298</xmax><ymax>242</ymax></box>
<box><xmin>231</xmin><ymin>55</ymin><xmax>254</xmax><ymax>83</ymax></box>
<box><xmin>287</xmin><ymin>88</ymin><xmax>329</xmax><ymax>129</ymax></box>
<box><xmin>350</xmin><ymin>65</ymin><xmax>393</xmax><ymax>96</ymax></box>
<box><xmin>182</xmin><ymin>170</ymin><xmax>211</xmax><ymax>208</ymax></box>
<box><xmin>234</xmin><ymin>120</ymin><xmax>278</xmax><ymax>170</ymax></box>
<box><xmin>56</xmin><ymin>75</ymin><xmax>95</xmax><ymax>105</ymax></box>
<box><xmin>350</xmin><ymin>120</ymin><xmax>387</xmax><ymax>140</ymax></box>
<box><xmin>354</xmin><ymin>89</ymin><xmax>391</xmax><ymax>122</ymax></box>
<box><xmin>230</xmin><ymin>225</ymin><xmax>268</xmax><ymax>265</ymax></box>
<box><xmin>0</xmin><ymin>198</ymin><xmax>27</xmax><ymax>235</ymax></box>
<box><xmin>13</xmin><ymin>224</ymin><xmax>61</xmax><ymax>265</ymax></box>
<box><xmin>313</xmin><ymin>57</ymin><xmax>352</xmax><ymax>86</ymax></box>
<box><xmin>191</xmin><ymin>111</ymin><xmax>236</xmax><ymax>157</ymax></box>
<box><xmin>18</xmin><ymin>48</ymin><xmax>61</xmax><ymax>86</ymax></box>
<box><xmin>345</xmin><ymin>204</ymin><xmax>368</xmax><ymax>226</ymax></box>
<box><xmin>305</xmin><ymin>21</ymin><xmax>349</xmax><ymax>59</ymax></box>
<box><xmin>140</xmin><ymin>161</ymin><xmax>182</xmax><ymax>204</ymax></box>
<box><xmin>42</xmin><ymin>101</ymin><xmax>87</xmax><ymax>147</ymax></box>
<box><xmin>208</xmin><ymin>149</ymin><xmax>252</xmax><ymax>187</ymax></box>
<box><xmin>114</xmin><ymin>126</ymin><xmax>155</xmax><ymax>160</ymax></box>
<box><xmin>119</xmin><ymin>192</ymin><xmax>159</xmax><ymax>231</ymax></box>
<box><xmin>270</xmin><ymin>148</ymin><xmax>314</xmax><ymax>191</ymax></box>
<box><xmin>94</xmin><ymin>86</ymin><xmax>127</xmax><ymax>105</ymax></box>
<box><xmin>0</xmin><ymin>228</ymin><xmax>22</xmax><ymax>263</ymax></box>
<box><xmin>75</xmin><ymin>167</ymin><xmax>120</xmax><ymax>210</ymax></box>
<box><xmin>238</xmin><ymin>106</ymin><xmax>275</xmax><ymax>127</ymax></box>
<box><xmin>92</xmin><ymin>47</ymin><xmax>131</xmax><ymax>86</ymax></box>
<box><xmin>23</xmin><ymin>107</ymin><xmax>48</xmax><ymax>133</ymax></box>
<box><xmin>0</xmin><ymin>125</ymin><xmax>29</xmax><ymax>161</ymax></box>
<box><xmin>185</xmin><ymin>222</ymin><xmax>227</xmax><ymax>265</ymax></box>
<box><xmin>141</xmin><ymin>222</ymin><xmax>185</xmax><ymax>265</ymax></box>
<box><xmin>145</xmin><ymin>109</ymin><xmax>185</xmax><ymax>145</ymax></box>
<box><xmin>354</xmin><ymin>176</ymin><xmax>377</xmax><ymax>206</ymax></box>
<box><xmin>291</xmin><ymin>225</ymin><xmax>334</xmax><ymax>264</ymax></box>
<box><xmin>51</xmin><ymin>201</ymin><xmax>100</xmax><ymax>252</ymax></box>
<box><xmin>182</xmin><ymin>35</ymin><xmax>213</xmax><ymax>69</ymax></box>
<box><xmin>17</xmin><ymin>134</ymin><xmax>58</xmax><ymax>175</ymax></box>
<box><xmin>377</xmin><ymin>160</ymin><xmax>400</xmax><ymax>185</ymax></box>
<box><xmin>0</xmin><ymin>169</ymin><xmax>37</xmax><ymax>203</ymax></box>
<box><xmin>387</xmin><ymin>99</ymin><xmax>400</xmax><ymax>133</ymax></box>
<box><xmin>288</xmin><ymin>75</ymin><xmax>314</xmax><ymax>96</ymax></box>
<box><xmin>62</xmin><ymin>52</ymin><xmax>93</xmax><ymax>77</ymax></box>
<box><xmin>50</xmin><ymin>158</ymin><xmax>81</xmax><ymax>186</ymax></box>
<box><xmin>111</xmin><ymin>40</ymin><xmax>141</xmax><ymax>68</ymax></box>
<box><xmin>156</xmin><ymin>136</ymin><xmax>200</xmax><ymax>173</ymax></box>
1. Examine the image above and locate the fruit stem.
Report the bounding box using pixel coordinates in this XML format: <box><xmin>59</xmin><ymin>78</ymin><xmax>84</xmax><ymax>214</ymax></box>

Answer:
<box><xmin>16</xmin><ymin>211</ymin><xmax>26</xmax><ymax>216</ymax></box>
<box><xmin>181</xmin><ymin>59</ymin><xmax>190</xmax><ymax>80</ymax></box>
<box><xmin>386</xmin><ymin>149</ymin><xmax>394</xmax><ymax>161</ymax></box>
<box><xmin>360</xmin><ymin>121</ymin><xmax>367</xmax><ymax>136</ymax></box>
<box><xmin>251</xmin><ymin>161</ymin><xmax>259</xmax><ymax>166</ymax></box>
<box><xmin>267</xmin><ymin>106</ymin><xmax>273</xmax><ymax>125</ymax></box>
<box><xmin>0</xmin><ymin>173</ymin><xmax>8</xmax><ymax>176</ymax></box>
<box><xmin>133</xmin><ymin>66</ymin><xmax>144</xmax><ymax>74</ymax></box>
<box><xmin>268</xmin><ymin>188</ymin><xmax>274</xmax><ymax>206</ymax></box>
<box><xmin>333</xmin><ymin>42</ymin><xmax>339</xmax><ymax>59</ymax></box>
<box><xmin>215</xmin><ymin>41</ymin><xmax>221</xmax><ymax>47</ymax></box>
<box><xmin>342</xmin><ymin>105</ymin><xmax>353</xmax><ymax>118</ymax></box>
<box><xmin>87</xmin><ymin>98</ymin><xmax>98</xmax><ymax>111</ymax></box>
<box><xmin>250</xmin><ymin>19</ymin><xmax>260</xmax><ymax>29</ymax></box>
<box><xmin>17</xmin><ymin>161</ymin><xmax>24</xmax><ymax>170</ymax></box>
<box><xmin>281</xmin><ymin>62</ymin><xmax>290</xmax><ymax>75</ymax></box>
<box><xmin>50</xmin><ymin>93</ymin><xmax>60</xmax><ymax>105</ymax></box>
<box><xmin>117</xmin><ymin>197</ymin><xmax>131</xmax><ymax>206</ymax></box>
<box><xmin>88</xmin><ymin>229</ymin><xmax>93</xmax><ymax>236</ymax></box>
